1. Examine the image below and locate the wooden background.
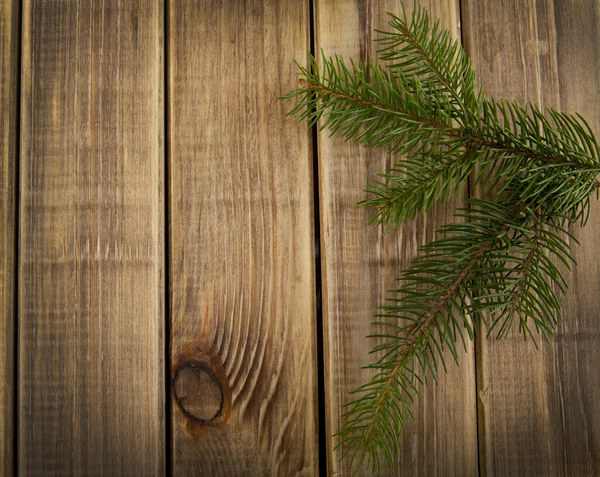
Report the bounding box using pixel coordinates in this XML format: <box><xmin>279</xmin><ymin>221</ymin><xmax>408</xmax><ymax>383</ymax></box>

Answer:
<box><xmin>1</xmin><ymin>0</ymin><xmax>599</xmax><ymax>476</ymax></box>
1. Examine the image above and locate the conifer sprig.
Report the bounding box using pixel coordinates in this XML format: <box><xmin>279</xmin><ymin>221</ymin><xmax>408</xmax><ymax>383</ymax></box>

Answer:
<box><xmin>284</xmin><ymin>54</ymin><xmax>600</xmax><ymax>226</ymax></box>
<box><xmin>282</xmin><ymin>2</ymin><xmax>600</xmax><ymax>473</ymax></box>
<box><xmin>338</xmin><ymin>200</ymin><xmax>573</xmax><ymax>473</ymax></box>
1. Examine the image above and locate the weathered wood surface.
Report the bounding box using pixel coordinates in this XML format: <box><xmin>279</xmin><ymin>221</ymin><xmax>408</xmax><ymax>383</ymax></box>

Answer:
<box><xmin>19</xmin><ymin>1</ymin><xmax>165</xmax><ymax>475</ymax></box>
<box><xmin>314</xmin><ymin>1</ymin><xmax>478</xmax><ymax>475</ymax></box>
<box><xmin>462</xmin><ymin>1</ymin><xmax>600</xmax><ymax>476</ymax></box>
<box><xmin>0</xmin><ymin>1</ymin><xmax>19</xmax><ymax>475</ymax></box>
<box><xmin>168</xmin><ymin>0</ymin><xmax>318</xmax><ymax>475</ymax></box>
<box><xmin>3</xmin><ymin>1</ymin><xmax>600</xmax><ymax>475</ymax></box>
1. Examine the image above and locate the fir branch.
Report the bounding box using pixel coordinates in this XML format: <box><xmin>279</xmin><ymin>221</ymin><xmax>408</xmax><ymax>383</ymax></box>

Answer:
<box><xmin>284</xmin><ymin>55</ymin><xmax>460</xmax><ymax>156</ymax></box>
<box><xmin>361</xmin><ymin>145</ymin><xmax>479</xmax><ymax>226</ymax></box>
<box><xmin>490</xmin><ymin>210</ymin><xmax>546</xmax><ymax>339</ymax></box>
<box><xmin>474</xmin><ymin>208</ymin><xmax>574</xmax><ymax>340</ymax></box>
<box><xmin>337</xmin><ymin>201</ymin><xmax>573</xmax><ymax>473</ymax></box>
<box><xmin>281</xmin><ymin>2</ymin><xmax>600</xmax><ymax>474</ymax></box>
<box><xmin>285</xmin><ymin>56</ymin><xmax>600</xmax><ymax>227</ymax></box>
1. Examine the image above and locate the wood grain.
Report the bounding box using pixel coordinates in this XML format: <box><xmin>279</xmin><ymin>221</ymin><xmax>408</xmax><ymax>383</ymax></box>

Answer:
<box><xmin>462</xmin><ymin>1</ymin><xmax>600</xmax><ymax>475</ymax></box>
<box><xmin>315</xmin><ymin>1</ymin><xmax>478</xmax><ymax>475</ymax></box>
<box><xmin>0</xmin><ymin>1</ymin><xmax>19</xmax><ymax>475</ymax></box>
<box><xmin>19</xmin><ymin>1</ymin><xmax>164</xmax><ymax>475</ymax></box>
<box><xmin>168</xmin><ymin>0</ymin><xmax>318</xmax><ymax>475</ymax></box>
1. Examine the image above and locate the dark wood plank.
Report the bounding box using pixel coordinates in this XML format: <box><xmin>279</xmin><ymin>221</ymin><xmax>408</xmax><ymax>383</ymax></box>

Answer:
<box><xmin>0</xmin><ymin>1</ymin><xmax>19</xmax><ymax>475</ymax></box>
<box><xmin>168</xmin><ymin>1</ymin><xmax>318</xmax><ymax>475</ymax></box>
<box><xmin>315</xmin><ymin>1</ymin><xmax>478</xmax><ymax>475</ymax></box>
<box><xmin>462</xmin><ymin>1</ymin><xmax>600</xmax><ymax>475</ymax></box>
<box><xmin>19</xmin><ymin>1</ymin><xmax>165</xmax><ymax>474</ymax></box>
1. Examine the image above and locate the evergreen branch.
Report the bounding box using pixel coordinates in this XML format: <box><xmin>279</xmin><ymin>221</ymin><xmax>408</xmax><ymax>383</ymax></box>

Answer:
<box><xmin>361</xmin><ymin>145</ymin><xmax>479</xmax><ymax>226</ymax></box>
<box><xmin>338</xmin><ymin>201</ymin><xmax>573</xmax><ymax>473</ymax></box>
<box><xmin>284</xmin><ymin>55</ymin><xmax>600</xmax><ymax>227</ymax></box>
<box><xmin>493</xmin><ymin>212</ymin><xmax>545</xmax><ymax>338</ymax></box>
<box><xmin>298</xmin><ymin>78</ymin><xmax>448</xmax><ymax>131</ymax></box>
<box><xmin>362</xmin><ymin>231</ymin><xmax>492</xmax><ymax>438</ymax></box>
<box><xmin>281</xmin><ymin>2</ymin><xmax>600</xmax><ymax>473</ymax></box>
<box><xmin>475</xmin><ymin>209</ymin><xmax>574</xmax><ymax>341</ymax></box>
<box><xmin>479</xmin><ymin>99</ymin><xmax>600</xmax><ymax>166</ymax></box>
<box><xmin>283</xmin><ymin>55</ymin><xmax>460</xmax><ymax>156</ymax></box>
<box><xmin>337</xmin><ymin>202</ymin><xmax>499</xmax><ymax>471</ymax></box>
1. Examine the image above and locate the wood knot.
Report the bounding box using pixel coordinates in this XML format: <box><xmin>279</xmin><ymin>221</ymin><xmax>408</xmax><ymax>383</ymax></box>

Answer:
<box><xmin>172</xmin><ymin>342</ymin><xmax>232</xmax><ymax>437</ymax></box>
<box><xmin>174</xmin><ymin>364</ymin><xmax>223</xmax><ymax>422</ymax></box>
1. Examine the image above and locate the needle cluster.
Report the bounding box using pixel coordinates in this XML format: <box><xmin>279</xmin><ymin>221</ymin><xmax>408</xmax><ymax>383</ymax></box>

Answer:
<box><xmin>282</xmin><ymin>3</ymin><xmax>600</xmax><ymax>474</ymax></box>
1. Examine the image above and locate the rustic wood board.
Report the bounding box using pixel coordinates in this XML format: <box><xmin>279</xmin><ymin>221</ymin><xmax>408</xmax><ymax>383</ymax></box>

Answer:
<box><xmin>19</xmin><ymin>1</ymin><xmax>165</xmax><ymax>475</ymax></box>
<box><xmin>462</xmin><ymin>1</ymin><xmax>600</xmax><ymax>475</ymax></box>
<box><xmin>0</xmin><ymin>1</ymin><xmax>19</xmax><ymax>475</ymax></box>
<box><xmin>314</xmin><ymin>1</ymin><xmax>478</xmax><ymax>475</ymax></box>
<box><xmin>168</xmin><ymin>1</ymin><xmax>318</xmax><ymax>475</ymax></box>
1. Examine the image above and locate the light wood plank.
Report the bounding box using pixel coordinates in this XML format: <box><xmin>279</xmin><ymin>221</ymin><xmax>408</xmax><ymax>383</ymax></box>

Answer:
<box><xmin>315</xmin><ymin>1</ymin><xmax>478</xmax><ymax>475</ymax></box>
<box><xmin>168</xmin><ymin>1</ymin><xmax>318</xmax><ymax>475</ymax></box>
<box><xmin>0</xmin><ymin>1</ymin><xmax>19</xmax><ymax>475</ymax></box>
<box><xmin>462</xmin><ymin>1</ymin><xmax>600</xmax><ymax>475</ymax></box>
<box><xmin>19</xmin><ymin>1</ymin><xmax>164</xmax><ymax>474</ymax></box>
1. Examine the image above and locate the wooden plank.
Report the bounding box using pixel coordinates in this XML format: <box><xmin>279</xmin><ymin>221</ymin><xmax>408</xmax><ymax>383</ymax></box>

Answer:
<box><xmin>462</xmin><ymin>1</ymin><xmax>600</xmax><ymax>475</ymax></box>
<box><xmin>19</xmin><ymin>1</ymin><xmax>164</xmax><ymax>474</ymax></box>
<box><xmin>0</xmin><ymin>1</ymin><xmax>19</xmax><ymax>475</ymax></box>
<box><xmin>168</xmin><ymin>1</ymin><xmax>318</xmax><ymax>475</ymax></box>
<box><xmin>315</xmin><ymin>1</ymin><xmax>478</xmax><ymax>475</ymax></box>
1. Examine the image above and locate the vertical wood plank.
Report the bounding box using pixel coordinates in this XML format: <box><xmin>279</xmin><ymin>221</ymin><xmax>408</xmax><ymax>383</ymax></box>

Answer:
<box><xmin>0</xmin><ymin>1</ymin><xmax>19</xmax><ymax>475</ymax></box>
<box><xmin>19</xmin><ymin>1</ymin><xmax>164</xmax><ymax>475</ymax></box>
<box><xmin>462</xmin><ymin>1</ymin><xmax>600</xmax><ymax>475</ymax></box>
<box><xmin>315</xmin><ymin>1</ymin><xmax>478</xmax><ymax>475</ymax></box>
<box><xmin>168</xmin><ymin>1</ymin><xmax>318</xmax><ymax>475</ymax></box>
